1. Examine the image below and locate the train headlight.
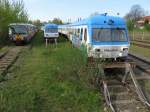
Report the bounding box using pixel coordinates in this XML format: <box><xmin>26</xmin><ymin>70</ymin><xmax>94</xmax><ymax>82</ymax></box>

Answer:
<box><xmin>119</xmin><ymin>53</ymin><xmax>123</xmax><ymax>57</ymax></box>
<box><xmin>16</xmin><ymin>35</ymin><xmax>22</xmax><ymax>40</ymax></box>
<box><xmin>95</xmin><ymin>49</ymin><xmax>101</xmax><ymax>52</ymax></box>
<box><xmin>123</xmin><ymin>48</ymin><xmax>128</xmax><ymax>51</ymax></box>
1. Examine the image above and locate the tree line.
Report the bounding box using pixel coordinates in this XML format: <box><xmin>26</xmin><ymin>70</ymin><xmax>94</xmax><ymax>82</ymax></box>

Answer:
<box><xmin>0</xmin><ymin>0</ymin><xmax>28</xmax><ymax>46</ymax></box>
<box><xmin>125</xmin><ymin>4</ymin><xmax>150</xmax><ymax>31</ymax></box>
<box><xmin>30</xmin><ymin>18</ymin><xmax>63</xmax><ymax>30</ymax></box>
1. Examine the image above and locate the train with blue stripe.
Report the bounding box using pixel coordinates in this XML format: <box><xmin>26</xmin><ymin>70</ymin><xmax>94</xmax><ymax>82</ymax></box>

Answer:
<box><xmin>44</xmin><ymin>24</ymin><xmax>59</xmax><ymax>39</ymax></box>
<box><xmin>59</xmin><ymin>14</ymin><xmax>130</xmax><ymax>60</ymax></box>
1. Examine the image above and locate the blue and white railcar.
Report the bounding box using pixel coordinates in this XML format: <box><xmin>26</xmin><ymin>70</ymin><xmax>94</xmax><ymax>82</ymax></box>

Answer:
<box><xmin>44</xmin><ymin>24</ymin><xmax>59</xmax><ymax>39</ymax></box>
<box><xmin>59</xmin><ymin>14</ymin><xmax>130</xmax><ymax>59</ymax></box>
<box><xmin>58</xmin><ymin>24</ymin><xmax>69</xmax><ymax>35</ymax></box>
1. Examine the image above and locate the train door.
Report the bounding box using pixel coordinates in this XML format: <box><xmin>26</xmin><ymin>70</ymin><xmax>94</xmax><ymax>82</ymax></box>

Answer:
<box><xmin>83</xmin><ymin>28</ymin><xmax>87</xmax><ymax>43</ymax></box>
<box><xmin>72</xmin><ymin>28</ymin><xmax>79</xmax><ymax>47</ymax></box>
<box><xmin>76</xmin><ymin>28</ymin><xmax>80</xmax><ymax>48</ymax></box>
<box><xmin>81</xmin><ymin>28</ymin><xmax>88</xmax><ymax>57</ymax></box>
<box><xmin>78</xmin><ymin>28</ymin><xmax>83</xmax><ymax>48</ymax></box>
<box><xmin>80</xmin><ymin>28</ymin><xmax>85</xmax><ymax>49</ymax></box>
<box><xmin>76</xmin><ymin>28</ymin><xmax>84</xmax><ymax>48</ymax></box>
<box><xmin>72</xmin><ymin>28</ymin><xmax>76</xmax><ymax>46</ymax></box>
<box><xmin>79</xmin><ymin>28</ymin><xmax>86</xmax><ymax>48</ymax></box>
<box><xmin>80</xmin><ymin>28</ymin><xmax>83</xmax><ymax>42</ymax></box>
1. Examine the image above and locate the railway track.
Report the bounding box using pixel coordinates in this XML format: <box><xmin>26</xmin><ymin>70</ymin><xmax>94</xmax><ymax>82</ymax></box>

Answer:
<box><xmin>103</xmin><ymin>79</ymin><xmax>149</xmax><ymax>112</ymax></box>
<box><xmin>131</xmin><ymin>41</ymin><xmax>150</xmax><ymax>49</ymax></box>
<box><xmin>0</xmin><ymin>47</ymin><xmax>22</xmax><ymax>79</ymax></box>
<box><xmin>129</xmin><ymin>53</ymin><xmax>150</xmax><ymax>74</ymax></box>
<box><xmin>132</xmin><ymin>40</ymin><xmax>150</xmax><ymax>45</ymax></box>
<box><xmin>93</xmin><ymin>60</ymin><xmax>150</xmax><ymax>112</ymax></box>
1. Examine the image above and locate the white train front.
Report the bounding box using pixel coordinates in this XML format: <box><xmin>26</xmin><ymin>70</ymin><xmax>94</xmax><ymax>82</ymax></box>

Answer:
<box><xmin>59</xmin><ymin>14</ymin><xmax>130</xmax><ymax>60</ymax></box>
<box><xmin>44</xmin><ymin>24</ymin><xmax>59</xmax><ymax>39</ymax></box>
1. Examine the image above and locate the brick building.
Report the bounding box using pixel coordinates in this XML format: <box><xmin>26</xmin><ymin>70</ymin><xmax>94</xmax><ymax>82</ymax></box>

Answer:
<box><xmin>143</xmin><ymin>16</ymin><xmax>150</xmax><ymax>24</ymax></box>
<box><xmin>137</xmin><ymin>16</ymin><xmax>150</xmax><ymax>29</ymax></box>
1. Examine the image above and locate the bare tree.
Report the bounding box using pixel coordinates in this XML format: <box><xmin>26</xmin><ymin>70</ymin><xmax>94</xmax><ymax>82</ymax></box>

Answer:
<box><xmin>125</xmin><ymin>5</ymin><xmax>146</xmax><ymax>21</ymax></box>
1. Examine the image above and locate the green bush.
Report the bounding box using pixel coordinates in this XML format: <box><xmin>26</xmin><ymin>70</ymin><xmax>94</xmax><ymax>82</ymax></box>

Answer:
<box><xmin>0</xmin><ymin>0</ymin><xmax>28</xmax><ymax>46</ymax></box>
<box><xmin>144</xmin><ymin>20</ymin><xmax>150</xmax><ymax>31</ymax></box>
<box><xmin>127</xmin><ymin>20</ymin><xmax>134</xmax><ymax>31</ymax></box>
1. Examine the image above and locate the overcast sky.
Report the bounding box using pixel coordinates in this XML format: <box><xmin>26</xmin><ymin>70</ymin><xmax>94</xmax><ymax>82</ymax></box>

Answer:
<box><xmin>23</xmin><ymin>0</ymin><xmax>150</xmax><ymax>22</ymax></box>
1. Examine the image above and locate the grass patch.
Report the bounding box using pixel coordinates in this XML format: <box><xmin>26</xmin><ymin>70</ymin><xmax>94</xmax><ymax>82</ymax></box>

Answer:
<box><xmin>130</xmin><ymin>45</ymin><xmax>150</xmax><ymax>58</ymax></box>
<box><xmin>0</xmin><ymin>32</ymin><xmax>103</xmax><ymax>112</ymax></box>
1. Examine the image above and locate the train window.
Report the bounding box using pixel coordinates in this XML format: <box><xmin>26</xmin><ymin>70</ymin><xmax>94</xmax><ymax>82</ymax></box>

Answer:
<box><xmin>74</xmin><ymin>29</ymin><xmax>76</xmax><ymax>36</ymax></box>
<box><xmin>45</xmin><ymin>28</ymin><xmax>58</xmax><ymax>33</ymax></box>
<box><xmin>10</xmin><ymin>25</ymin><xmax>27</xmax><ymax>34</ymax></box>
<box><xmin>71</xmin><ymin>29</ymin><xmax>73</xmax><ymax>34</ymax></box>
<box><xmin>93</xmin><ymin>28</ymin><xmax>127</xmax><ymax>42</ymax></box>
<box><xmin>73</xmin><ymin>29</ymin><xmax>75</xmax><ymax>35</ymax></box>
<box><xmin>70</xmin><ymin>29</ymin><xmax>72</xmax><ymax>34</ymax></box>
<box><xmin>111</xmin><ymin>29</ymin><xmax>127</xmax><ymax>41</ymax></box>
<box><xmin>75</xmin><ymin>29</ymin><xmax>77</xmax><ymax>36</ymax></box>
<box><xmin>78</xmin><ymin>29</ymin><xmax>80</xmax><ymax>34</ymax></box>
<box><xmin>77</xmin><ymin>28</ymin><xmax>80</xmax><ymax>37</ymax></box>
<box><xmin>80</xmin><ymin>28</ymin><xmax>83</xmax><ymax>40</ymax></box>
<box><xmin>81</xmin><ymin>28</ymin><xmax>83</xmax><ymax>35</ymax></box>
<box><xmin>84</xmin><ymin>29</ymin><xmax>87</xmax><ymax>42</ymax></box>
<box><xmin>69</xmin><ymin>29</ymin><xmax>71</xmax><ymax>34</ymax></box>
<box><xmin>78</xmin><ymin>29</ymin><xmax>80</xmax><ymax>37</ymax></box>
<box><xmin>75</xmin><ymin>29</ymin><xmax>78</xmax><ymax>37</ymax></box>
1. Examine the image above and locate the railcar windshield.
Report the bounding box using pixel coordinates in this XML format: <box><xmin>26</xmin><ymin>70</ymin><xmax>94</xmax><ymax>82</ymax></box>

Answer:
<box><xmin>45</xmin><ymin>28</ymin><xmax>58</xmax><ymax>33</ymax></box>
<box><xmin>10</xmin><ymin>25</ymin><xmax>28</xmax><ymax>34</ymax></box>
<box><xmin>93</xmin><ymin>28</ymin><xmax>127</xmax><ymax>42</ymax></box>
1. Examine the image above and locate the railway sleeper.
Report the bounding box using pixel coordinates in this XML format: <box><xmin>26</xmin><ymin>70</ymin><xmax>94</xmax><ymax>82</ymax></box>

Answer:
<box><xmin>112</xmin><ymin>99</ymin><xmax>140</xmax><ymax>105</ymax></box>
<box><xmin>114</xmin><ymin>100</ymin><xmax>149</xmax><ymax>112</ymax></box>
<box><xmin>111</xmin><ymin>94</ymin><xmax>136</xmax><ymax>101</ymax></box>
<box><xmin>108</xmin><ymin>86</ymin><xmax>128</xmax><ymax>93</ymax></box>
<box><xmin>106</xmin><ymin>80</ymin><xmax>123</xmax><ymax>85</ymax></box>
<box><xmin>110</xmin><ymin>91</ymin><xmax>129</xmax><ymax>96</ymax></box>
<box><xmin>101</xmin><ymin>62</ymin><xmax>150</xmax><ymax>112</ymax></box>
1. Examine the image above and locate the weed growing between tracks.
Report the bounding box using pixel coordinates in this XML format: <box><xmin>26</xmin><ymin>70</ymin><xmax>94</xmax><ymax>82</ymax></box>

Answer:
<box><xmin>0</xmin><ymin>32</ymin><xmax>103</xmax><ymax>112</ymax></box>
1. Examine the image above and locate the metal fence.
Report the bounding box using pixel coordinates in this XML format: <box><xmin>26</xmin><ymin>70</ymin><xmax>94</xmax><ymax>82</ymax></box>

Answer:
<box><xmin>129</xmin><ymin>32</ymin><xmax>150</xmax><ymax>41</ymax></box>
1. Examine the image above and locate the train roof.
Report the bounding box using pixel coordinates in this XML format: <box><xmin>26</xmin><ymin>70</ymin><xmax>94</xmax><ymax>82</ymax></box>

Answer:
<box><xmin>9</xmin><ymin>23</ymin><xmax>36</xmax><ymax>27</ymax></box>
<box><xmin>69</xmin><ymin>14</ymin><xmax>126</xmax><ymax>26</ymax></box>
<box><xmin>44</xmin><ymin>24</ymin><xmax>58</xmax><ymax>29</ymax></box>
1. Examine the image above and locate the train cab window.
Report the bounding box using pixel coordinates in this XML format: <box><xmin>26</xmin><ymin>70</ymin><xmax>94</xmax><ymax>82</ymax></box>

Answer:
<box><xmin>84</xmin><ymin>29</ymin><xmax>87</xmax><ymax>42</ymax></box>
<box><xmin>93</xmin><ymin>28</ymin><xmax>127</xmax><ymax>42</ymax></box>
<box><xmin>45</xmin><ymin>28</ymin><xmax>58</xmax><ymax>33</ymax></box>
